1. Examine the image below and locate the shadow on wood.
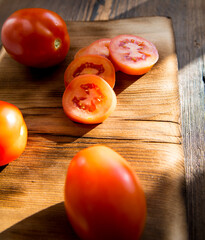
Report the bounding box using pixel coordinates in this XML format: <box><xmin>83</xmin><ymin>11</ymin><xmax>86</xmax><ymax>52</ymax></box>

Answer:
<box><xmin>0</xmin><ymin>202</ymin><xmax>80</xmax><ymax>240</ymax></box>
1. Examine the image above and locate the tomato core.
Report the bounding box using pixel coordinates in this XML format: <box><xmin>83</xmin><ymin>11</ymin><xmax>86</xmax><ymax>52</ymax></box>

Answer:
<box><xmin>72</xmin><ymin>83</ymin><xmax>104</xmax><ymax>112</ymax></box>
<box><xmin>73</xmin><ymin>62</ymin><xmax>105</xmax><ymax>78</ymax></box>
<box><xmin>119</xmin><ymin>38</ymin><xmax>150</xmax><ymax>62</ymax></box>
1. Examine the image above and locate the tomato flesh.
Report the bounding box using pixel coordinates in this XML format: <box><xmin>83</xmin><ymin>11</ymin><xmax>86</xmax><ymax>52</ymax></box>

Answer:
<box><xmin>1</xmin><ymin>8</ymin><xmax>70</xmax><ymax>68</ymax></box>
<box><xmin>0</xmin><ymin>101</ymin><xmax>27</xmax><ymax>166</ymax></box>
<box><xmin>72</xmin><ymin>82</ymin><xmax>104</xmax><ymax>112</ymax></box>
<box><xmin>62</xmin><ymin>75</ymin><xmax>116</xmax><ymax>124</ymax></box>
<box><xmin>109</xmin><ymin>34</ymin><xmax>159</xmax><ymax>75</ymax></box>
<box><xmin>64</xmin><ymin>145</ymin><xmax>146</xmax><ymax>240</ymax></box>
<box><xmin>64</xmin><ymin>55</ymin><xmax>115</xmax><ymax>88</ymax></box>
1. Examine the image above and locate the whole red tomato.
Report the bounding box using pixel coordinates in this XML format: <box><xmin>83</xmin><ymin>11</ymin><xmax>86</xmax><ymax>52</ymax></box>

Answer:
<box><xmin>64</xmin><ymin>145</ymin><xmax>146</xmax><ymax>240</ymax></box>
<box><xmin>0</xmin><ymin>101</ymin><xmax>27</xmax><ymax>166</ymax></box>
<box><xmin>1</xmin><ymin>8</ymin><xmax>70</xmax><ymax>68</ymax></box>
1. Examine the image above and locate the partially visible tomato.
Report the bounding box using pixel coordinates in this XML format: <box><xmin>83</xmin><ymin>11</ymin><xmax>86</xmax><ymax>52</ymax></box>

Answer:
<box><xmin>64</xmin><ymin>55</ymin><xmax>115</xmax><ymax>88</ymax></box>
<box><xmin>64</xmin><ymin>145</ymin><xmax>146</xmax><ymax>240</ymax></box>
<box><xmin>109</xmin><ymin>34</ymin><xmax>159</xmax><ymax>75</ymax></box>
<box><xmin>62</xmin><ymin>74</ymin><xmax>117</xmax><ymax>124</ymax></box>
<box><xmin>0</xmin><ymin>101</ymin><xmax>27</xmax><ymax>166</ymax></box>
<box><xmin>74</xmin><ymin>38</ymin><xmax>111</xmax><ymax>59</ymax></box>
<box><xmin>1</xmin><ymin>8</ymin><xmax>70</xmax><ymax>68</ymax></box>
<box><xmin>74</xmin><ymin>46</ymin><xmax>88</xmax><ymax>59</ymax></box>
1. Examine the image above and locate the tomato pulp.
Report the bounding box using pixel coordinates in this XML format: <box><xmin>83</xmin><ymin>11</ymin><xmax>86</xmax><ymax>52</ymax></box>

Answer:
<box><xmin>0</xmin><ymin>101</ymin><xmax>27</xmax><ymax>166</ymax></box>
<box><xmin>62</xmin><ymin>74</ymin><xmax>117</xmax><ymax>124</ymax></box>
<box><xmin>64</xmin><ymin>145</ymin><xmax>146</xmax><ymax>240</ymax></box>
<box><xmin>109</xmin><ymin>34</ymin><xmax>159</xmax><ymax>75</ymax></box>
<box><xmin>1</xmin><ymin>8</ymin><xmax>70</xmax><ymax>68</ymax></box>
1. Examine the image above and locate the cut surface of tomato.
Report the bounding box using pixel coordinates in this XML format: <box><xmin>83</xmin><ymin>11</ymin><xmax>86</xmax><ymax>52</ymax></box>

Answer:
<box><xmin>74</xmin><ymin>38</ymin><xmax>111</xmax><ymax>59</ymax></box>
<box><xmin>109</xmin><ymin>34</ymin><xmax>159</xmax><ymax>75</ymax></box>
<box><xmin>62</xmin><ymin>74</ymin><xmax>117</xmax><ymax>124</ymax></box>
<box><xmin>64</xmin><ymin>55</ymin><xmax>115</xmax><ymax>88</ymax></box>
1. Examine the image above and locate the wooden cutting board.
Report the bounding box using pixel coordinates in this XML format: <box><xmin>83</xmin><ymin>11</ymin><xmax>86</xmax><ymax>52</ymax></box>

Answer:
<box><xmin>0</xmin><ymin>17</ymin><xmax>187</xmax><ymax>240</ymax></box>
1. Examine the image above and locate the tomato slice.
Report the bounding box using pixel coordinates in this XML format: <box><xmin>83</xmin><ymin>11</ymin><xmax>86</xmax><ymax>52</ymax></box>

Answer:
<box><xmin>64</xmin><ymin>55</ymin><xmax>115</xmax><ymax>88</ymax></box>
<box><xmin>109</xmin><ymin>34</ymin><xmax>159</xmax><ymax>75</ymax></box>
<box><xmin>74</xmin><ymin>38</ymin><xmax>111</xmax><ymax>59</ymax></box>
<box><xmin>62</xmin><ymin>74</ymin><xmax>117</xmax><ymax>124</ymax></box>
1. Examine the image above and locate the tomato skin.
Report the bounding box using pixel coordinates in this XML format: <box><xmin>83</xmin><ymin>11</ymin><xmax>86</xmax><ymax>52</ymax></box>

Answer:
<box><xmin>0</xmin><ymin>101</ymin><xmax>27</xmax><ymax>166</ymax></box>
<box><xmin>64</xmin><ymin>145</ymin><xmax>146</xmax><ymax>240</ymax></box>
<box><xmin>64</xmin><ymin>55</ymin><xmax>116</xmax><ymax>88</ymax></box>
<box><xmin>109</xmin><ymin>34</ymin><xmax>159</xmax><ymax>75</ymax></box>
<box><xmin>62</xmin><ymin>74</ymin><xmax>117</xmax><ymax>124</ymax></box>
<box><xmin>1</xmin><ymin>8</ymin><xmax>70</xmax><ymax>68</ymax></box>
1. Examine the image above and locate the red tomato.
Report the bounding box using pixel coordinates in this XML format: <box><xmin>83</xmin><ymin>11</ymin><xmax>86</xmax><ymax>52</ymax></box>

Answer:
<box><xmin>74</xmin><ymin>38</ymin><xmax>111</xmax><ymax>59</ymax></box>
<box><xmin>109</xmin><ymin>34</ymin><xmax>159</xmax><ymax>75</ymax></box>
<box><xmin>64</xmin><ymin>55</ymin><xmax>115</xmax><ymax>88</ymax></box>
<box><xmin>64</xmin><ymin>145</ymin><xmax>146</xmax><ymax>240</ymax></box>
<box><xmin>62</xmin><ymin>74</ymin><xmax>117</xmax><ymax>124</ymax></box>
<box><xmin>1</xmin><ymin>8</ymin><xmax>70</xmax><ymax>68</ymax></box>
<box><xmin>0</xmin><ymin>101</ymin><xmax>27</xmax><ymax>166</ymax></box>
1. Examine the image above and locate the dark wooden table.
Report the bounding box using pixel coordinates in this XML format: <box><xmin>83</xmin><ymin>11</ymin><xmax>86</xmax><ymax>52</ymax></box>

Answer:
<box><xmin>0</xmin><ymin>0</ymin><xmax>204</xmax><ymax>239</ymax></box>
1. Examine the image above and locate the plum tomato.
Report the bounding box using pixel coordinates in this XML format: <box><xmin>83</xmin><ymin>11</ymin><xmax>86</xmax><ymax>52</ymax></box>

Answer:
<box><xmin>109</xmin><ymin>34</ymin><xmax>159</xmax><ymax>75</ymax></box>
<box><xmin>1</xmin><ymin>8</ymin><xmax>70</xmax><ymax>68</ymax></box>
<box><xmin>62</xmin><ymin>74</ymin><xmax>117</xmax><ymax>124</ymax></box>
<box><xmin>64</xmin><ymin>55</ymin><xmax>115</xmax><ymax>88</ymax></box>
<box><xmin>74</xmin><ymin>38</ymin><xmax>111</xmax><ymax>59</ymax></box>
<box><xmin>64</xmin><ymin>145</ymin><xmax>147</xmax><ymax>240</ymax></box>
<box><xmin>0</xmin><ymin>101</ymin><xmax>27</xmax><ymax>166</ymax></box>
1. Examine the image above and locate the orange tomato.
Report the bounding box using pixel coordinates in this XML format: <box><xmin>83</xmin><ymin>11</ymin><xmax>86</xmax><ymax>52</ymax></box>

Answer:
<box><xmin>64</xmin><ymin>145</ymin><xmax>146</xmax><ymax>240</ymax></box>
<box><xmin>0</xmin><ymin>101</ymin><xmax>27</xmax><ymax>166</ymax></box>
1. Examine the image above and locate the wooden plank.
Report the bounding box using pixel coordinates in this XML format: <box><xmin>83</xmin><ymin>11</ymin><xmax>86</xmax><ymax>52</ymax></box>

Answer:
<box><xmin>0</xmin><ymin>1</ymin><xmax>204</xmax><ymax>239</ymax></box>
<box><xmin>175</xmin><ymin>1</ymin><xmax>205</xmax><ymax>239</ymax></box>
<box><xmin>0</xmin><ymin>17</ymin><xmax>187</xmax><ymax>239</ymax></box>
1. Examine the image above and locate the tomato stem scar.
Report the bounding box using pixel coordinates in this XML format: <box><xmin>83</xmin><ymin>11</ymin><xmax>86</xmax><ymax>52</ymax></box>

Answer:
<box><xmin>54</xmin><ymin>39</ymin><xmax>61</xmax><ymax>49</ymax></box>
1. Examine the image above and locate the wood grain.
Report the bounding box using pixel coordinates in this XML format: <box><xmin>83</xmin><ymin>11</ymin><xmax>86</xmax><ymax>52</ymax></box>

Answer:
<box><xmin>0</xmin><ymin>17</ymin><xmax>187</xmax><ymax>239</ymax></box>
<box><xmin>0</xmin><ymin>2</ymin><xmax>204</xmax><ymax>239</ymax></box>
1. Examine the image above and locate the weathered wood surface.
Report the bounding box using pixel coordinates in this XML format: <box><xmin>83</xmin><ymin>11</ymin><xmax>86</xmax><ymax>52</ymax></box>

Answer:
<box><xmin>0</xmin><ymin>16</ymin><xmax>187</xmax><ymax>240</ymax></box>
<box><xmin>0</xmin><ymin>0</ymin><xmax>204</xmax><ymax>240</ymax></box>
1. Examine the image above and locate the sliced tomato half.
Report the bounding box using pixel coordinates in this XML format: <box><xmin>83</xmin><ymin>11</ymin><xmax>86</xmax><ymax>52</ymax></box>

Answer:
<box><xmin>109</xmin><ymin>34</ymin><xmax>159</xmax><ymax>75</ymax></box>
<box><xmin>64</xmin><ymin>54</ymin><xmax>115</xmax><ymax>88</ymax></box>
<box><xmin>74</xmin><ymin>38</ymin><xmax>111</xmax><ymax>59</ymax></box>
<box><xmin>62</xmin><ymin>74</ymin><xmax>117</xmax><ymax>124</ymax></box>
